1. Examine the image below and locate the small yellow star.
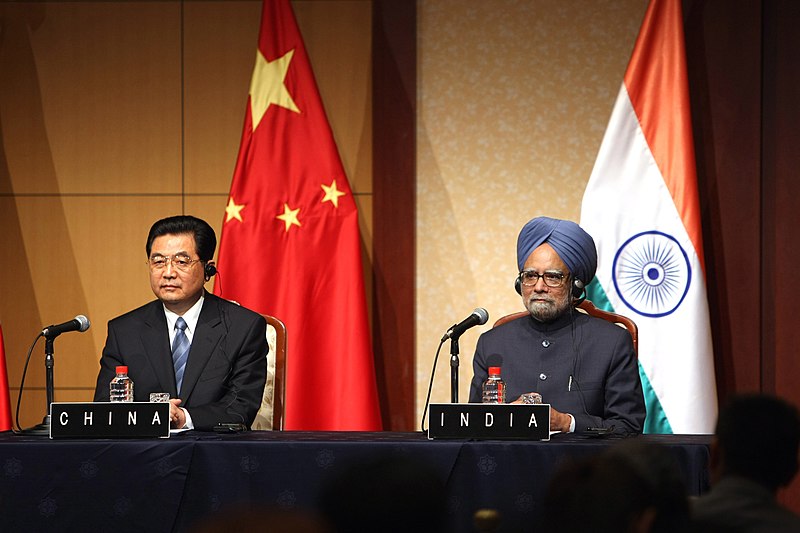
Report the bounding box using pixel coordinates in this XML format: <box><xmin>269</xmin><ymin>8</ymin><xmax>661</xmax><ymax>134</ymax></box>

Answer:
<box><xmin>276</xmin><ymin>203</ymin><xmax>301</xmax><ymax>232</ymax></box>
<box><xmin>321</xmin><ymin>180</ymin><xmax>347</xmax><ymax>208</ymax></box>
<box><xmin>249</xmin><ymin>49</ymin><xmax>301</xmax><ymax>131</ymax></box>
<box><xmin>225</xmin><ymin>198</ymin><xmax>245</xmax><ymax>223</ymax></box>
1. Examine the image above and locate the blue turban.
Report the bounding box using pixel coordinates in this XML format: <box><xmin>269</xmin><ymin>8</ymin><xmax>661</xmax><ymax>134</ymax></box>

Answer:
<box><xmin>516</xmin><ymin>217</ymin><xmax>598</xmax><ymax>284</ymax></box>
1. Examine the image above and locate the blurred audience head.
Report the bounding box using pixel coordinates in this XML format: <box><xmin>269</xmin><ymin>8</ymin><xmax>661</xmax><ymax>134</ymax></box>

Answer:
<box><xmin>713</xmin><ymin>393</ymin><xmax>800</xmax><ymax>491</ymax></box>
<box><xmin>543</xmin><ymin>439</ymin><xmax>690</xmax><ymax>533</ymax></box>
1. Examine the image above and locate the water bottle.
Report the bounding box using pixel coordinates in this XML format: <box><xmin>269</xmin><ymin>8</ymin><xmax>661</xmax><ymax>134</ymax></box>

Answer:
<box><xmin>482</xmin><ymin>366</ymin><xmax>505</xmax><ymax>404</ymax></box>
<box><xmin>110</xmin><ymin>365</ymin><xmax>134</xmax><ymax>402</ymax></box>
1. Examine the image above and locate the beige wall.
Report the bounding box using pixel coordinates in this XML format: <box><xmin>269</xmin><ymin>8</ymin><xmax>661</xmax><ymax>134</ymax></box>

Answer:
<box><xmin>0</xmin><ymin>1</ymin><xmax>372</xmax><ymax>428</ymax></box>
<box><xmin>416</xmin><ymin>0</ymin><xmax>648</xmax><ymax>415</ymax></box>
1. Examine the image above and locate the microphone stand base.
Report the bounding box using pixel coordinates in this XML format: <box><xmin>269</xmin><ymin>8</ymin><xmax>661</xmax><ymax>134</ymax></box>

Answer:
<box><xmin>21</xmin><ymin>415</ymin><xmax>51</xmax><ymax>435</ymax></box>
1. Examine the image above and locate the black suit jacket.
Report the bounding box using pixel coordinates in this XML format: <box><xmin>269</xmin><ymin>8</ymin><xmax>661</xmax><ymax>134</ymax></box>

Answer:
<box><xmin>469</xmin><ymin>310</ymin><xmax>645</xmax><ymax>434</ymax></box>
<box><xmin>93</xmin><ymin>292</ymin><xmax>267</xmax><ymax>430</ymax></box>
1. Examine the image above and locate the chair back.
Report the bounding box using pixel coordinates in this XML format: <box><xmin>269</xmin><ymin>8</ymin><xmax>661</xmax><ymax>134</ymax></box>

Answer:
<box><xmin>492</xmin><ymin>300</ymin><xmax>638</xmax><ymax>357</ymax></box>
<box><xmin>251</xmin><ymin>314</ymin><xmax>287</xmax><ymax>430</ymax></box>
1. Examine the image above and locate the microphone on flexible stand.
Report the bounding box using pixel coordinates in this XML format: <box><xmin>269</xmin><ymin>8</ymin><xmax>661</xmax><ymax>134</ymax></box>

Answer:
<box><xmin>42</xmin><ymin>315</ymin><xmax>91</xmax><ymax>338</ymax></box>
<box><xmin>444</xmin><ymin>308</ymin><xmax>489</xmax><ymax>404</ymax></box>
<box><xmin>23</xmin><ymin>315</ymin><xmax>91</xmax><ymax>435</ymax></box>
<box><xmin>441</xmin><ymin>308</ymin><xmax>489</xmax><ymax>342</ymax></box>
<box><xmin>421</xmin><ymin>308</ymin><xmax>490</xmax><ymax>431</ymax></box>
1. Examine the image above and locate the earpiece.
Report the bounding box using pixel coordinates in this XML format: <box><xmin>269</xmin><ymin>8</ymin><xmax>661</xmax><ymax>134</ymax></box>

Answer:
<box><xmin>514</xmin><ymin>276</ymin><xmax>522</xmax><ymax>295</ymax></box>
<box><xmin>572</xmin><ymin>278</ymin><xmax>585</xmax><ymax>299</ymax></box>
<box><xmin>204</xmin><ymin>262</ymin><xmax>217</xmax><ymax>280</ymax></box>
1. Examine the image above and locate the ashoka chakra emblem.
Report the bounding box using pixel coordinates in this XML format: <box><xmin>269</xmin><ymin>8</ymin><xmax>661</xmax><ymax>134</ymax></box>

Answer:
<box><xmin>612</xmin><ymin>231</ymin><xmax>691</xmax><ymax>318</ymax></box>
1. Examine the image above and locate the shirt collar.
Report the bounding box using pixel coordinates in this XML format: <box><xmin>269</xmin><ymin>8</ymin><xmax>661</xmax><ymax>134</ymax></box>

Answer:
<box><xmin>163</xmin><ymin>294</ymin><xmax>204</xmax><ymax>335</ymax></box>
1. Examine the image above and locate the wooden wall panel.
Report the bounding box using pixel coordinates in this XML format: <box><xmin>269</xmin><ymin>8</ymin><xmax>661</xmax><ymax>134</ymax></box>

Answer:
<box><xmin>185</xmin><ymin>196</ymin><xmax>227</xmax><ymax>249</ymax></box>
<box><xmin>9</xmin><ymin>197</ymin><xmax>94</xmax><ymax>388</ymax></box>
<box><xmin>372</xmin><ymin>0</ymin><xmax>415</xmax><ymax>430</ymax></box>
<box><xmin>183</xmin><ymin>1</ymin><xmax>261</xmax><ymax>196</ymax></box>
<box><xmin>3</xmin><ymin>2</ymin><xmax>183</xmax><ymax>195</ymax></box>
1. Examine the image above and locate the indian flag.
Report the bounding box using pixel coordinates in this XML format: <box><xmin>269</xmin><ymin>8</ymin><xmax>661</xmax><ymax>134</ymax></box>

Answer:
<box><xmin>580</xmin><ymin>0</ymin><xmax>717</xmax><ymax>434</ymax></box>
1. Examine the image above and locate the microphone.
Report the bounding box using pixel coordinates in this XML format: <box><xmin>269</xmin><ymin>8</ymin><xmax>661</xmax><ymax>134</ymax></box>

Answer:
<box><xmin>442</xmin><ymin>308</ymin><xmax>489</xmax><ymax>341</ymax></box>
<box><xmin>42</xmin><ymin>315</ymin><xmax>91</xmax><ymax>338</ymax></box>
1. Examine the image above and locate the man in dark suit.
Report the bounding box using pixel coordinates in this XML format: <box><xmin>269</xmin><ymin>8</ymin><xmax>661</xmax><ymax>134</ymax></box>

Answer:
<box><xmin>94</xmin><ymin>215</ymin><xmax>267</xmax><ymax>430</ymax></box>
<box><xmin>469</xmin><ymin>216</ymin><xmax>645</xmax><ymax>434</ymax></box>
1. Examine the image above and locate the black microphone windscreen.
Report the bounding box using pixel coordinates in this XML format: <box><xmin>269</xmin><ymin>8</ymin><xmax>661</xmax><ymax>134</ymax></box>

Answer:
<box><xmin>486</xmin><ymin>353</ymin><xmax>504</xmax><ymax>367</ymax></box>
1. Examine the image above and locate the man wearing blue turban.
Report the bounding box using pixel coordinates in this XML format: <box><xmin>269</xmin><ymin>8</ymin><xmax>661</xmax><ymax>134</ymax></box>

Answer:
<box><xmin>468</xmin><ymin>217</ymin><xmax>645</xmax><ymax>434</ymax></box>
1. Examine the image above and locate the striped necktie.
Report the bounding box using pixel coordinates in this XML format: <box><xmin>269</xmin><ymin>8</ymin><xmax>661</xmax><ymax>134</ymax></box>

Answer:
<box><xmin>172</xmin><ymin>317</ymin><xmax>190</xmax><ymax>395</ymax></box>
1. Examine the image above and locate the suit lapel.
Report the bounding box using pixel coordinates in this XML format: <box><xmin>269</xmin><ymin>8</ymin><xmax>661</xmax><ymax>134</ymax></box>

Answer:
<box><xmin>179</xmin><ymin>295</ymin><xmax>224</xmax><ymax>402</ymax></box>
<box><xmin>140</xmin><ymin>301</ymin><xmax>178</xmax><ymax>396</ymax></box>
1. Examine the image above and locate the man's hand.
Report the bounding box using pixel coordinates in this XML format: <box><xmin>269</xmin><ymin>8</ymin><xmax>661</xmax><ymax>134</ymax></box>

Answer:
<box><xmin>512</xmin><ymin>393</ymin><xmax>573</xmax><ymax>432</ymax></box>
<box><xmin>548</xmin><ymin>406</ymin><xmax>573</xmax><ymax>433</ymax></box>
<box><xmin>169</xmin><ymin>398</ymin><xmax>186</xmax><ymax>429</ymax></box>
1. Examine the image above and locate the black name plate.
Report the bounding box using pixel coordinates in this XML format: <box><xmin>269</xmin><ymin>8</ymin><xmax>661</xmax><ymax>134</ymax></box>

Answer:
<box><xmin>428</xmin><ymin>403</ymin><xmax>550</xmax><ymax>440</ymax></box>
<box><xmin>50</xmin><ymin>402</ymin><xmax>170</xmax><ymax>439</ymax></box>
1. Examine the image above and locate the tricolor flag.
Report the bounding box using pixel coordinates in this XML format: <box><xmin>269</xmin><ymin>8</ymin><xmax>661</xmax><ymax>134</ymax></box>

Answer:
<box><xmin>214</xmin><ymin>0</ymin><xmax>381</xmax><ymax>430</ymax></box>
<box><xmin>580</xmin><ymin>0</ymin><xmax>717</xmax><ymax>433</ymax></box>
<box><xmin>0</xmin><ymin>323</ymin><xmax>12</xmax><ymax>431</ymax></box>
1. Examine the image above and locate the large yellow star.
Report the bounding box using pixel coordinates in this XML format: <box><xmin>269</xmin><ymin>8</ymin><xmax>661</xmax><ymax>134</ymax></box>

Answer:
<box><xmin>321</xmin><ymin>179</ymin><xmax>347</xmax><ymax>208</ymax></box>
<box><xmin>224</xmin><ymin>197</ymin><xmax>245</xmax><ymax>223</ymax></box>
<box><xmin>249</xmin><ymin>49</ymin><xmax>301</xmax><ymax>130</ymax></box>
<box><xmin>276</xmin><ymin>203</ymin><xmax>301</xmax><ymax>232</ymax></box>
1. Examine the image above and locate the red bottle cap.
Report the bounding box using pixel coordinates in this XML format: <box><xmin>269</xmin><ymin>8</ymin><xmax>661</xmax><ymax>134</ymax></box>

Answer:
<box><xmin>115</xmin><ymin>366</ymin><xmax>128</xmax><ymax>374</ymax></box>
<box><xmin>488</xmin><ymin>366</ymin><xmax>501</xmax><ymax>376</ymax></box>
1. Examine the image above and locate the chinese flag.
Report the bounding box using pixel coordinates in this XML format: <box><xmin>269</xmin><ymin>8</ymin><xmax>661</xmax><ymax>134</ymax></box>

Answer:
<box><xmin>214</xmin><ymin>0</ymin><xmax>381</xmax><ymax>430</ymax></box>
<box><xmin>0</xmin><ymin>324</ymin><xmax>12</xmax><ymax>431</ymax></box>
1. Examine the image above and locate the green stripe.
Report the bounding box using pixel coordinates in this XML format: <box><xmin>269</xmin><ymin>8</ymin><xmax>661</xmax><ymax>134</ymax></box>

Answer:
<box><xmin>585</xmin><ymin>280</ymin><xmax>674</xmax><ymax>434</ymax></box>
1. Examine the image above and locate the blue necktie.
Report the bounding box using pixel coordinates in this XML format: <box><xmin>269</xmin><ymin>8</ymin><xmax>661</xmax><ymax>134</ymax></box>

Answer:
<box><xmin>172</xmin><ymin>317</ymin><xmax>190</xmax><ymax>395</ymax></box>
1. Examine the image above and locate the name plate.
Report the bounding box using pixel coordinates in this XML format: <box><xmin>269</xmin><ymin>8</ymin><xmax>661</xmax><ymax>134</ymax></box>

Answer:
<box><xmin>428</xmin><ymin>403</ymin><xmax>550</xmax><ymax>440</ymax></box>
<box><xmin>49</xmin><ymin>402</ymin><xmax>170</xmax><ymax>439</ymax></box>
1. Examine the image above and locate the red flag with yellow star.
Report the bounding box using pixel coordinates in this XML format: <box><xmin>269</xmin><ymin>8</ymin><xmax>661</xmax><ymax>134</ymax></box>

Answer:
<box><xmin>214</xmin><ymin>0</ymin><xmax>381</xmax><ymax>430</ymax></box>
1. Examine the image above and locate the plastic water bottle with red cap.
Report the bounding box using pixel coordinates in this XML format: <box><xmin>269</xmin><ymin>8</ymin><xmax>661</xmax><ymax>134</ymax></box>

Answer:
<box><xmin>481</xmin><ymin>366</ymin><xmax>506</xmax><ymax>404</ymax></box>
<box><xmin>109</xmin><ymin>366</ymin><xmax>134</xmax><ymax>402</ymax></box>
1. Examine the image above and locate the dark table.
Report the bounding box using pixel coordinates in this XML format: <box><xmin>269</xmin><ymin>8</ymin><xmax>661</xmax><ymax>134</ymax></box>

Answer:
<box><xmin>0</xmin><ymin>431</ymin><xmax>711</xmax><ymax>532</ymax></box>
